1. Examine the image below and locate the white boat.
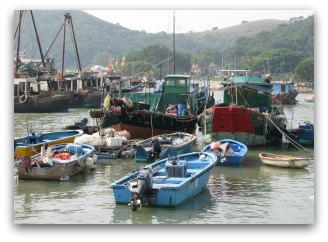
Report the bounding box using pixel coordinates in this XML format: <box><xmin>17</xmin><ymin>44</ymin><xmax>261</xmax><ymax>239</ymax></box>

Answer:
<box><xmin>259</xmin><ymin>152</ymin><xmax>310</xmax><ymax>168</ymax></box>
<box><xmin>304</xmin><ymin>95</ymin><xmax>314</xmax><ymax>103</ymax></box>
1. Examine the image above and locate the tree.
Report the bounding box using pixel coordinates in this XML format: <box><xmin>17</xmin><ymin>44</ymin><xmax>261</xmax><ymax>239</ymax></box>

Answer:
<box><xmin>294</xmin><ymin>57</ymin><xmax>314</xmax><ymax>82</ymax></box>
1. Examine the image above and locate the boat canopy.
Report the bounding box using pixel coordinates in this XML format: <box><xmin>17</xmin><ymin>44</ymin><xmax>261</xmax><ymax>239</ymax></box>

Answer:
<box><xmin>229</xmin><ymin>82</ymin><xmax>274</xmax><ymax>94</ymax></box>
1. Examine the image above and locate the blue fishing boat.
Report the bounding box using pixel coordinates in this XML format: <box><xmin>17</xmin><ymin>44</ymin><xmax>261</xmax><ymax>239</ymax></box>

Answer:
<box><xmin>95</xmin><ymin>139</ymin><xmax>141</xmax><ymax>159</ymax></box>
<box><xmin>110</xmin><ymin>152</ymin><xmax>218</xmax><ymax>210</ymax></box>
<box><xmin>202</xmin><ymin>139</ymin><xmax>248</xmax><ymax>166</ymax></box>
<box><xmin>17</xmin><ymin>143</ymin><xmax>97</xmax><ymax>181</ymax></box>
<box><xmin>14</xmin><ymin>129</ymin><xmax>83</xmax><ymax>158</ymax></box>
<box><xmin>134</xmin><ymin>132</ymin><xmax>196</xmax><ymax>162</ymax></box>
<box><xmin>287</xmin><ymin>121</ymin><xmax>314</xmax><ymax>146</ymax></box>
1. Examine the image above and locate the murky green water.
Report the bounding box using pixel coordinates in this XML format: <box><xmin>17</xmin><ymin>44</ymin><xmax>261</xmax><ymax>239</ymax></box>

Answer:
<box><xmin>13</xmin><ymin>92</ymin><xmax>314</xmax><ymax>224</ymax></box>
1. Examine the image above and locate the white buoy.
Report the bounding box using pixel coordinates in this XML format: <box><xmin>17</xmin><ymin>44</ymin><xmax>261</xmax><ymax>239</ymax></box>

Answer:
<box><xmin>41</xmin><ymin>145</ymin><xmax>46</xmax><ymax>156</ymax></box>
<box><xmin>85</xmin><ymin>157</ymin><xmax>95</xmax><ymax>167</ymax></box>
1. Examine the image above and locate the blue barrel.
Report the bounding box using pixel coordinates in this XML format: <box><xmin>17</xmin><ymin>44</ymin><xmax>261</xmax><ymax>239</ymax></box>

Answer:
<box><xmin>178</xmin><ymin>103</ymin><xmax>187</xmax><ymax>116</ymax></box>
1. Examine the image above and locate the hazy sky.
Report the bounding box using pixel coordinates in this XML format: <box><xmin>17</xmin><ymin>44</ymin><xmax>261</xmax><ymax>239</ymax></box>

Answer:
<box><xmin>84</xmin><ymin>10</ymin><xmax>313</xmax><ymax>33</ymax></box>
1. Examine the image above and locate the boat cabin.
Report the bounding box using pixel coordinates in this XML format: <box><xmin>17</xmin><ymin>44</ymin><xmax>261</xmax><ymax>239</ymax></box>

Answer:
<box><xmin>164</xmin><ymin>75</ymin><xmax>192</xmax><ymax>94</ymax></box>
<box><xmin>222</xmin><ymin>75</ymin><xmax>274</xmax><ymax>113</ymax></box>
<box><xmin>272</xmin><ymin>81</ymin><xmax>296</xmax><ymax>94</ymax></box>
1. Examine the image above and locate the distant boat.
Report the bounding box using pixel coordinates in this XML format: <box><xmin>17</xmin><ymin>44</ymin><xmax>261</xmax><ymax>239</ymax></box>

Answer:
<box><xmin>14</xmin><ymin>130</ymin><xmax>83</xmax><ymax>158</ymax></box>
<box><xmin>202</xmin><ymin>139</ymin><xmax>248</xmax><ymax>166</ymax></box>
<box><xmin>258</xmin><ymin>152</ymin><xmax>311</xmax><ymax>168</ymax></box>
<box><xmin>287</xmin><ymin>121</ymin><xmax>314</xmax><ymax>146</ymax></box>
<box><xmin>304</xmin><ymin>95</ymin><xmax>314</xmax><ymax>103</ymax></box>
<box><xmin>110</xmin><ymin>152</ymin><xmax>217</xmax><ymax>210</ymax></box>
<box><xmin>14</xmin><ymin>80</ymin><xmax>71</xmax><ymax>113</ymax></box>
<box><xmin>14</xmin><ymin>11</ymin><xmax>71</xmax><ymax>113</ymax></box>
<box><xmin>17</xmin><ymin>143</ymin><xmax>97</xmax><ymax>181</ymax></box>
<box><xmin>134</xmin><ymin>132</ymin><xmax>196</xmax><ymax>162</ymax></box>
<box><xmin>272</xmin><ymin>81</ymin><xmax>298</xmax><ymax>105</ymax></box>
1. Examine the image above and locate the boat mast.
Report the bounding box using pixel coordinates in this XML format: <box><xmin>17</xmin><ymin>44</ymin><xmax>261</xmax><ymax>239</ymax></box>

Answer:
<box><xmin>30</xmin><ymin>11</ymin><xmax>46</xmax><ymax>68</ymax></box>
<box><xmin>14</xmin><ymin>10</ymin><xmax>23</xmax><ymax>78</ymax></box>
<box><xmin>14</xmin><ymin>10</ymin><xmax>46</xmax><ymax>77</ymax></box>
<box><xmin>173</xmin><ymin>10</ymin><xmax>176</xmax><ymax>74</ymax></box>
<box><xmin>61</xmin><ymin>13</ymin><xmax>82</xmax><ymax>87</ymax></box>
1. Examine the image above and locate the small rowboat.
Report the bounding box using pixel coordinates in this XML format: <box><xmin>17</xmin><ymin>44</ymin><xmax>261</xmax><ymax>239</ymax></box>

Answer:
<box><xmin>259</xmin><ymin>152</ymin><xmax>311</xmax><ymax>168</ymax></box>
<box><xmin>134</xmin><ymin>132</ymin><xmax>196</xmax><ymax>162</ymax></box>
<box><xmin>203</xmin><ymin>139</ymin><xmax>248</xmax><ymax>166</ymax></box>
<box><xmin>17</xmin><ymin>143</ymin><xmax>97</xmax><ymax>181</ymax></box>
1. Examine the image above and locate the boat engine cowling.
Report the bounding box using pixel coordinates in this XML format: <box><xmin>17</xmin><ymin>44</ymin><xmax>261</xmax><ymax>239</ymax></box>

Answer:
<box><xmin>130</xmin><ymin>167</ymin><xmax>153</xmax><ymax>211</ymax></box>
<box><xmin>150</xmin><ymin>138</ymin><xmax>161</xmax><ymax>159</ymax></box>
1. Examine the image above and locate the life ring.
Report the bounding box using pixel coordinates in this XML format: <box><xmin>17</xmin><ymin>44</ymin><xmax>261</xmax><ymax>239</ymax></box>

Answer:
<box><xmin>73</xmin><ymin>92</ymin><xmax>81</xmax><ymax>101</ymax></box>
<box><xmin>19</xmin><ymin>94</ymin><xmax>28</xmax><ymax>104</ymax></box>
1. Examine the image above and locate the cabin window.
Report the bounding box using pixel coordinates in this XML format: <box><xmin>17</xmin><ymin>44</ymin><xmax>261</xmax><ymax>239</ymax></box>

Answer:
<box><xmin>247</xmin><ymin>90</ymin><xmax>255</xmax><ymax>97</ymax></box>
<box><xmin>281</xmin><ymin>84</ymin><xmax>286</xmax><ymax>92</ymax></box>
<box><xmin>227</xmin><ymin>88</ymin><xmax>241</xmax><ymax>97</ymax></box>
<box><xmin>177</xmin><ymin>79</ymin><xmax>186</xmax><ymax>86</ymax></box>
<box><xmin>166</xmin><ymin>80</ymin><xmax>175</xmax><ymax>86</ymax></box>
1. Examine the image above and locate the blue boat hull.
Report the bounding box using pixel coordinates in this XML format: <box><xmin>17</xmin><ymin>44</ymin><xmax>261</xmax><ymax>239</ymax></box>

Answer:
<box><xmin>288</xmin><ymin>122</ymin><xmax>314</xmax><ymax>146</ymax></box>
<box><xmin>203</xmin><ymin>139</ymin><xmax>248</xmax><ymax>166</ymax></box>
<box><xmin>111</xmin><ymin>152</ymin><xmax>217</xmax><ymax>207</ymax></box>
<box><xmin>135</xmin><ymin>132</ymin><xmax>196</xmax><ymax>162</ymax></box>
<box><xmin>154</xmin><ymin>169</ymin><xmax>212</xmax><ymax>206</ymax></box>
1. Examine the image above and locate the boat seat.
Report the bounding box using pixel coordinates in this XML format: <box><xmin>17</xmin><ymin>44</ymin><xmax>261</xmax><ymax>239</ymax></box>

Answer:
<box><xmin>186</xmin><ymin>168</ymin><xmax>201</xmax><ymax>176</ymax></box>
<box><xmin>187</xmin><ymin>163</ymin><xmax>206</xmax><ymax>169</ymax></box>
<box><xmin>152</xmin><ymin>176</ymin><xmax>167</xmax><ymax>184</ymax></box>
<box><xmin>152</xmin><ymin>183</ymin><xmax>179</xmax><ymax>190</ymax></box>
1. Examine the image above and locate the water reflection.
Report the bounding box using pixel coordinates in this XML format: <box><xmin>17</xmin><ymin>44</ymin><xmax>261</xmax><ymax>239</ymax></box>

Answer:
<box><xmin>110</xmin><ymin>188</ymin><xmax>212</xmax><ymax>224</ymax></box>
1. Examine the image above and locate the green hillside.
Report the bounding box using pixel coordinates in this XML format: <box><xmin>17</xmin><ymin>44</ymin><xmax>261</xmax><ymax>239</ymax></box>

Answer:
<box><xmin>14</xmin><ymin>10</ymin><xmax>287</xmax><ymax>69</ymax></box>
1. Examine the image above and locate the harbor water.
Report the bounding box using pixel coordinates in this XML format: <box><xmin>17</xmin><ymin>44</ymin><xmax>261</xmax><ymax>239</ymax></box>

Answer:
<box><xmin>13</xmin><ymin>92</ymin><xmax>315</xmax><ymax>224</ymax></box>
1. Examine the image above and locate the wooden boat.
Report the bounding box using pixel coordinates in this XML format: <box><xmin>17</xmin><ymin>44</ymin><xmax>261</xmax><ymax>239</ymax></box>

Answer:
<box><xmin>100</xmin><ymin>76</ymin><xmax>214</xmax><ymax>140</ymax></box>
<box><xmin>203</xmin><ymin>74</ymin><xmax>287</xmax><ymax>146</ymax></box>
<box><xmin>287</xmin><ymin>121</ymin><xmax>314</xmax><ymax>146</ymax></box>
<box><xmin>14</xmin><ymin>129</ymin><xmax>83</xmax><ymax>158</ymax></box>
<box><xmin>110</xmin><ymin>152</ymin><xmax>218</xmax><ymax>210</ymax></box>
<box><xmin>14</xmin><ymin>11</ymin><xmax>71</xmax><ymax>113</ymax></box>
<box><xmin>202</xmin><ymin>139</ymin><xmax>248</xmax><ymax>166</ymax></box>
<box><xmin>304</xmin><ymin>95</ymin><xmax>314</xmax><ymax>103</ymax></box>
<box><xmin>17</xmin><ymin>143</ymin><xmax>97</xmax><ymax>181</ymax></box>
<box><xmin>258</xmin><ymin>152</ymin><xmax>311</xmax><ymax>168</ymax></box>
<box><xmin>134</xmin><ymin>132</ymin><xmax>197</xmax><ymax>162</ymax></box>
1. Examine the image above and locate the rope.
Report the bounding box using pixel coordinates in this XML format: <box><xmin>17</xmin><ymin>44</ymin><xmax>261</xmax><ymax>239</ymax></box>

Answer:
<box><xmin>264</xmin><ymin>114</ymin><xmax>314</xmax><ymax>155</ymax></box>
<box><xmin>151</xmin><ymin>113</ymin><xmax>154</xmax><ymax>137</ymax></box>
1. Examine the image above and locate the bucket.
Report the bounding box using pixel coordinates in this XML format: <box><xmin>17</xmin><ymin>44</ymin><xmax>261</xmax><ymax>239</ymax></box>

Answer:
<box><xmin>178</xmin><ymin>103</ymin><xmax>187</xmax><ymax>116</ymax></box>
<box><xmin>155</xmin><ymin>83</ymin><xmax>163</xmax><ymax>92</ymax></box>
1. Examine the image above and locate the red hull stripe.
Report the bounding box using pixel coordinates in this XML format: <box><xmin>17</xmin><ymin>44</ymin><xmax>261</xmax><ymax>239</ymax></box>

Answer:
<box><xmin>212</xmin><ymin>106</ymin><xmax>254</xmax><ymax>133</ymax></box>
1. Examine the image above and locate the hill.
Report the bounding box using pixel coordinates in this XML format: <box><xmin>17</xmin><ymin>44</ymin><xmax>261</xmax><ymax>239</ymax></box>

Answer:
<box><xmin>14</xmin><ymin>10</ymin><xmax>287</xmax><ymax>69</ymax></box>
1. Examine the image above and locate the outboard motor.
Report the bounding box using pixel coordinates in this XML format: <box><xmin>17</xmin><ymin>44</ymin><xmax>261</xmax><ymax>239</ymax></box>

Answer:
<box><xmin>150</xmin><ymin>139</ymin><xmax>161</xmax><ymax>160</ymax></box>
<box><xmin>218</xmin><ymin>142</ymin><xmax>231</xmax><ymax>163</ymax></box>
<box><xmin>130</xmin><ymin>167</ymin><xmax>153</xmax><ymax>211</ymax></box>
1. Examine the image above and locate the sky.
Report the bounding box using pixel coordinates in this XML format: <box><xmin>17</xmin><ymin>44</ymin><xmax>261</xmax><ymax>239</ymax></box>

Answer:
<box><xmin>84</xmin><ymin>10</ymin><xmax>314</xmax><ymax>33</ymax></box>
